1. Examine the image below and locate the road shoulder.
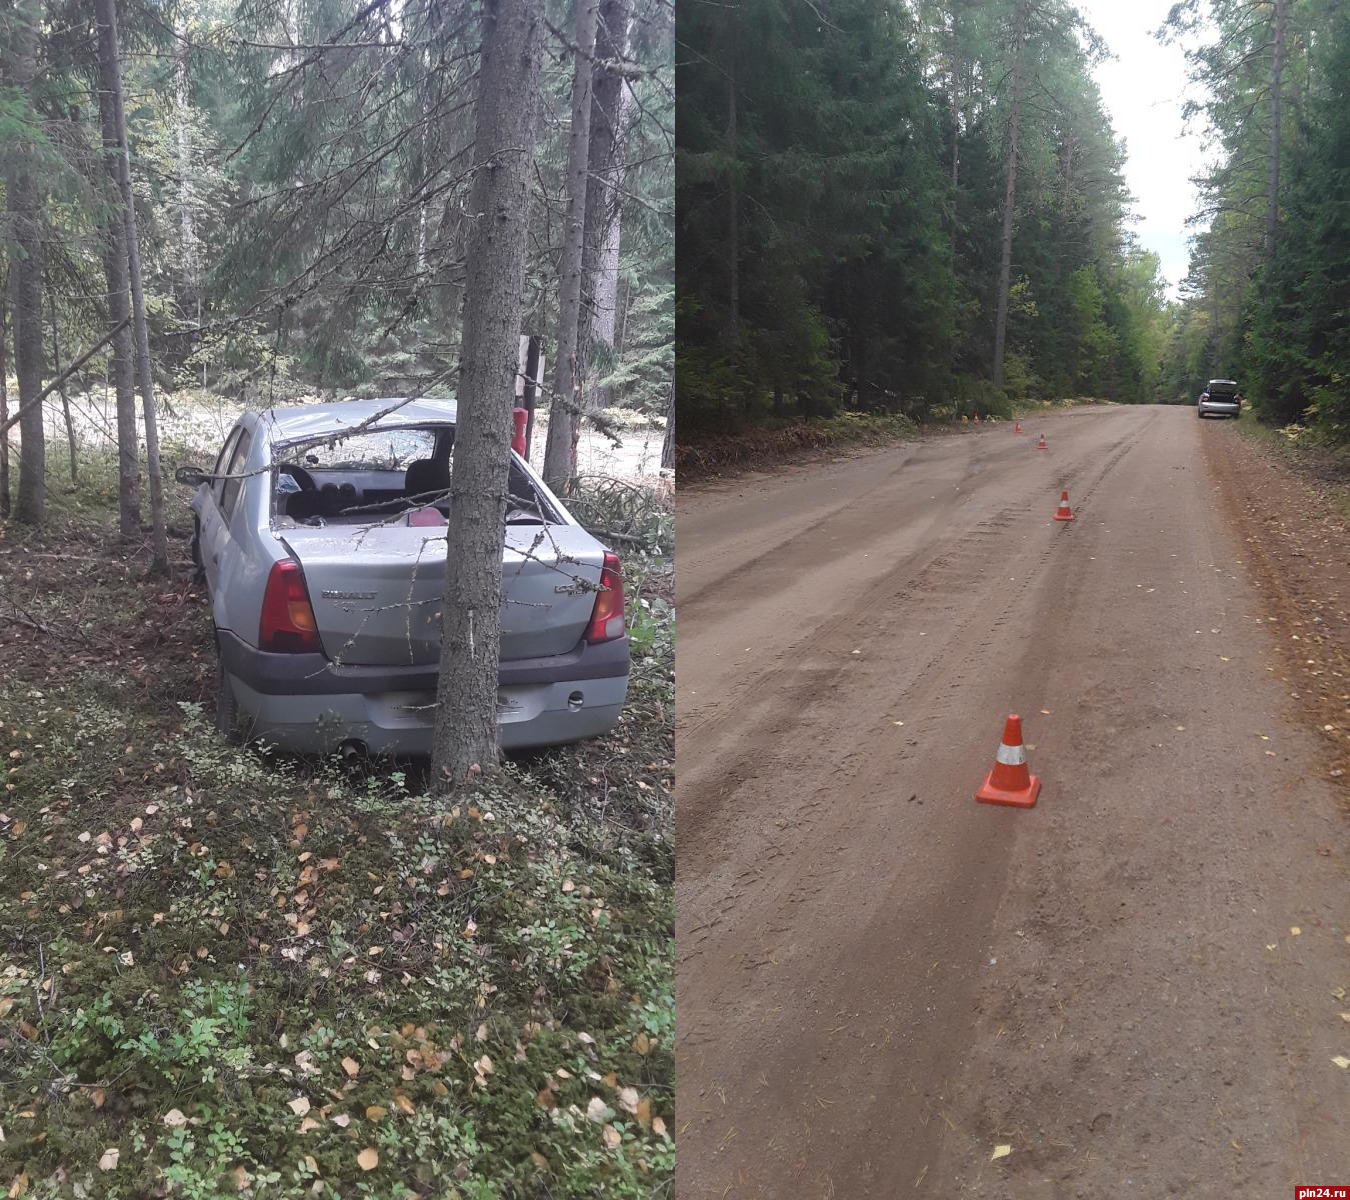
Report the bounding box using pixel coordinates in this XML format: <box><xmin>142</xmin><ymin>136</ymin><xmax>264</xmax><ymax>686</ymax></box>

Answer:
<box><xmin>1204</xmin><ymin>419</ymin><xmax>1350</xmax><ymax>784</ymax></box>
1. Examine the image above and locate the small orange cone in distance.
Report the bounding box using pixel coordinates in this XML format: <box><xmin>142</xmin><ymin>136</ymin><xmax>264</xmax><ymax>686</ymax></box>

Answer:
<box><xmin>976</xmin><ymin>715</ymin><xmax>1041</xmax><ymax>809</ymax></box>
<box><xmin>974</xmin><ymin>414</ymin><xmax>981</xmax><ymax>423</ymax></box>
<box><xmin>1036</xmin><ymin>433</ymin><xmax>1048</xmax><ymax>450</ymax></box>
<box><xmin>1054</xmin><ymin>490</ymin><xmax>1074</xmax><ymax>521</ymax></box>
<box><xmin>1014</xmin><ymin>420</ymin><xmax>1023</xmax><ymax>434</ymax></box>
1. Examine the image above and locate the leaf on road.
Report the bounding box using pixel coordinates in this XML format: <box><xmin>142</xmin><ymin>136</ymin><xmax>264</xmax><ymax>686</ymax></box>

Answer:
<box><xmin>991</xmin><ymin>1144</ymin><xmax>1012</xmax><ymax>1161</ymax></box>
<box><xmin>288</xmin><ymin>1096</ymin><xmax>310</xmax><ymax>1117</ymax></box>
<box><xmin>1333</xmin><ymin>1056</ymin><xmax>1350</xmax><ymax>1070</ymax></box>
<box><xmin>356</xmin><ymin>1148</ymin><xmax>378</xmax><ymax>1171</ymax></box>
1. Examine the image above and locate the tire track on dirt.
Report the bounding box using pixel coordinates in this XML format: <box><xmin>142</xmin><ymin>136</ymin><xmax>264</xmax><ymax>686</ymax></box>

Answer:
<box><xmin>678</xmin><ymin>415</ymin><xmax>1151</xmax><ymax>844</ymax></box>
<box><xmin>676</xmin><ymin>406</ymin><xmax>1169</xmax><ymax>1199</ymax></box>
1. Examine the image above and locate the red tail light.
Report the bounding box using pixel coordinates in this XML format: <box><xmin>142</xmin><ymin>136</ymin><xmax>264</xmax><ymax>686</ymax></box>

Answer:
<box><xmin>584</xmin><ymin>552</ymin><xmax>626</xmax><ymax>644</ymax></box>
<box><xmin>259</xmin><ymin>560</ymin><xmax>322</xmax><ymax>653</ymax></box>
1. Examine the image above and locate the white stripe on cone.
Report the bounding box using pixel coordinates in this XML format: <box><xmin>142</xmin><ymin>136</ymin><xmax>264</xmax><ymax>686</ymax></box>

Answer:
<box><xmin>996</xmin><ymin>742</ymin><xmax>1026</xmax><ymax>766</ymax></box>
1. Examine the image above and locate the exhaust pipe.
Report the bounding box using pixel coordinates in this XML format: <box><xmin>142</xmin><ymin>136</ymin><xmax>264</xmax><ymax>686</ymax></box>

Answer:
<box><xmin>338</xmin><ymin>739</ymin><xmax>368</xmax><ymax>763</ymax></box>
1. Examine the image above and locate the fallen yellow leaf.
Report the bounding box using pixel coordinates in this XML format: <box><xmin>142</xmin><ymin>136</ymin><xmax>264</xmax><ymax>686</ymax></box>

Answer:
<box><xmin>992</xmin><ymin>1144</ymin><xmax>1012</xmax><ymax>1161</ymax></box>
<box><xmin>356</xmin><ymin>1147</ymin><xmax>378</xmax><ymax>1171</ymax></box>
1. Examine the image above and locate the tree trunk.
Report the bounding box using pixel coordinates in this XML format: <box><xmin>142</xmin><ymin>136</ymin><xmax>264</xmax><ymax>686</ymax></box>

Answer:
<box><xmin>96</xmin><ymin>13</ymin><xmax>140</xmax><ymax>540</ymax></box>
<box><xmin>543</xmin><ymin>0</ymin><xmax>600</xmax><ymax>491</ymax></box>
<box><xmin>46</xmin><ymin>275</ymin><xmax>78</xmax><ymax>484</ymax></box>
<box><xmin>430</xmin><ymin>0</ymin><xmax>544</xmax><ymax>792</ymax></box>
<box><xmin>1265</xmin><ymin>0</ymin><xmax>1285</xmax><ymax>263</ymax></box>
<box><xmin>0</xmin><ymin>267</ymin><xmax>9</xmax><ymax>518</ymax></box>
<box><xmin>660</xmin><ymin>376</ymin><xmax>674</xmax><ymax>471</ymax></box>
<box><xmin>6</xmin><ymin>0</ymin><xmax>45</xmax><ymax>525</ymax></box>
<box><xmin>522</xmin><ymin>333</ymin><xmax>542</xmax><ymax>458</ymax></box>
<box><xmin>949</xmin><ymin>0</ymin><xmax>961</xmax><ymax>193</ymax></box>
<box><xmin>726</xmin><ymin>49</ymin><xmax>740</xmax><ymax>349</ymax></box>
<box><xmin>580</xmin><ymin>0</ymin><xmax>634</xmax><ymax>414</ymax></box>
<box><xmin>174</xmin><ymin>20</ymin><xmax>202</xmax><ymax>355</ymax></box>
<box><xmin>96</xmin><ymin>0</ymin><xmax>169</xmax><ymax>571</ymax></box>
<box><xmin>991</xmin><ymin>0</ymin><xmax>1027</xmax><ymax>389</ymax></box>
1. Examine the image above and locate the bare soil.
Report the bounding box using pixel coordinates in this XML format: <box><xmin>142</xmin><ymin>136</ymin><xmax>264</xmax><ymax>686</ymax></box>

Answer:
<box><xmin>677</xmin><ymin>405</ymin><xmax>1350</xmax><ymax>1198</ymax></box>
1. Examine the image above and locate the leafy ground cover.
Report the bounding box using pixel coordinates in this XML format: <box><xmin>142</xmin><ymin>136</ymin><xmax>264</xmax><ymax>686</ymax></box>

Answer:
<box><xmin>0</xmin><ymin>446</ymin><xmax>673</xmax><ymax>1199</ymax></box>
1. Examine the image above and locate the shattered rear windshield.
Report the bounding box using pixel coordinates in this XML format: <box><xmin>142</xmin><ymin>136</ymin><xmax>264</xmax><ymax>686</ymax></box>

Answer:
<box><xmin>280</xmin><ymin>427</ymin><xmax>441</xmax><ymax>471</ymax></box>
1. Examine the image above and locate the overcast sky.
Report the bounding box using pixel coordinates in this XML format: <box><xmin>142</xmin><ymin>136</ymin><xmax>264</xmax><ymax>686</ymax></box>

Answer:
<box><xmin>1077</xmin><ymin>0</ymin><xmax>1213</xmax><ymax>299</ymax></box>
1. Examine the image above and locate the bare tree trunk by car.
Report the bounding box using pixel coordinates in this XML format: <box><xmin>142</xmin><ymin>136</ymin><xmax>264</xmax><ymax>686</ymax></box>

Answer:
<box><xmin>430</xmin><ymin>0</ymin><xmax>544</xmax><ymax>791</ymax></box>
<box><xmin>94</xmin><ymin>17</ymin><xmax>141</xmax><ymax>540</ymax></box>
<box><xmin>991</xmin><ymin>0</ymin><xmax>1026</xmax><ymax>390</ymax></box>
<box><xmin>521</xmin><ymin>333</ymin><xmax>542</xmax><ymax>458</ymax></box>
<box><xmin>580</xmin><ymin>0</ymin><xmax>634</xmax><ymax>415</ymax></box>
<box><xmin>6</xmin><ymin>0</ymin><xmax>46</xmax><ymax>525</ymax></box>
<box><xmin>96</xmin><ymin>0</ymin><xmax>169</xmax><ymax>571</ymax></box>
<box><xmin>543</xmin><ymin>0</ymin><xmax>600</xmax><ymax>491</ymax></box>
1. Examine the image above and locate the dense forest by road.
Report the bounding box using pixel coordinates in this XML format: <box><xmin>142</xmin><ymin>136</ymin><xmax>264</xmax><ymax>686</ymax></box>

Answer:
<box><xmin>1161</xmin><ymin>0</ymin><xmax>1350</xmax><ymax>440</ymax></box>
<box><xmin>678</xmin><ymin>0</ymin><xmax>1350</xmax><ymax>447</ymax></box>
<box><xmin>677</xmin><ymin>0</ymin><xmax>1173</xmax><ymax>434</ymax></box>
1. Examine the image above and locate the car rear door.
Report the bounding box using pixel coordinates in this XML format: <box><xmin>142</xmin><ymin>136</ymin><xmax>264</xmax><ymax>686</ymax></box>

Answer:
<box><xmin>200</xmin><ymin>427</ymin><xmax>242</xmax><ymax>596</ymax></box>
<box><xmin>204</xmin><ymin>426</ymin><xmax>253</xmax><ymax>606</ymax></box>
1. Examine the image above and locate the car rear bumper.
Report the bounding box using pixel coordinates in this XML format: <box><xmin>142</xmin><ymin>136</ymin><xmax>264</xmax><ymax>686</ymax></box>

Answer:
<box><xmin>1199</xmin><ymin>401</ymin><xmax>1240</xmax><ymax>416</ymax></box>
<box><xmin>217</xmin><ymin>629</ymin><xmax>629</xmax><ymax>754</ymax></box>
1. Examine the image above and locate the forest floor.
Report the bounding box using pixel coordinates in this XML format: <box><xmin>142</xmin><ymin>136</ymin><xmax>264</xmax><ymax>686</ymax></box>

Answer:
<box><xmin>0</xmin><ymin>439</ymin><xmax>673</xmax><ymax>1198</ymax></box>
<box><xmin>677</xmin><ymin>403</ymin><xmax>1350</xmax><ymax>1198</ymax></box>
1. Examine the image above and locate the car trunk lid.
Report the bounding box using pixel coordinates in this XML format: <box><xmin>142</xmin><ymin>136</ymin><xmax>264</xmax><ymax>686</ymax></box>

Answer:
<box><xmin>278</xmin><ymin>523</ymin><xmax>603</xmax><ymax>665</ymax></box>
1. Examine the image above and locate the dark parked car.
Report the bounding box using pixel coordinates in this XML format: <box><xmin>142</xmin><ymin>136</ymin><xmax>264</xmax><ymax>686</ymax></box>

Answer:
<box><xmin>1198</xmin><ymin>379</ymin><xmax>1240</xmax><ymax>419</ymax></box>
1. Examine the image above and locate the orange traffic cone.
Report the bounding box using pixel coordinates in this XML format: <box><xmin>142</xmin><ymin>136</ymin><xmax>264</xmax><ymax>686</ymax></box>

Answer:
<box><xmin>976</xmin><ymin>715</ymin><xmax>1041</xmax><ymax>809</ymax></box>
<box><xmin>1014</xmin><ymin>420</ymin><xmax>1023</xmax><ymax>434</ymax></box>
<box><xmin>1036</xmin><ymin>433</ymin><xmax>1048</xmax><ymax>450</ymax></box>
<box><xmin>973</xmin><ymin>414</ymin><xmax>981</xmax><ymax>424</ymax></box>
<box><xmin>1053</xmin><ymin>490</ymin><xmax>1074</xmax><ymax>522</ymax></box>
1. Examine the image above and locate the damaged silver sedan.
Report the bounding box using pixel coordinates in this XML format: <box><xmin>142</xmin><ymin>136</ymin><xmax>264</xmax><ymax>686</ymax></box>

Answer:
<box><xmin>181</xmin><ymin>397</ymin><xmax>629</xmax><ymax>756</ymax></box>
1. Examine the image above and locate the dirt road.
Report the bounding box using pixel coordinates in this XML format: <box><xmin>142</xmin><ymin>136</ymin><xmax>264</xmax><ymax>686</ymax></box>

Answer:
<box><xmin>677</xmin><ymin>405</ymin><xmax>1350</xmax><ymax>1198</ymax></box>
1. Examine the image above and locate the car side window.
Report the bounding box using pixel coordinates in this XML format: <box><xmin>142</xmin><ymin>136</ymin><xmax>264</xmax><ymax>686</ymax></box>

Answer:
<box><xmin>211</xmin><ymin>429</ymin><xmax>241</xmax><ymax>510</ymax></box>
<box><xmin>219</xmin><ymin>428</ymin><xmax>253</xmax><ymax>523</ymax></box>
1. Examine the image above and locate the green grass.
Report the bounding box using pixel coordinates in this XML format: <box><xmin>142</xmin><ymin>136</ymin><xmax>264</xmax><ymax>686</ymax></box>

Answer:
<box><xmin>0</xmin><ymin>452</ymin><xmax>673</xmax><ymax>1199</ymax></box>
